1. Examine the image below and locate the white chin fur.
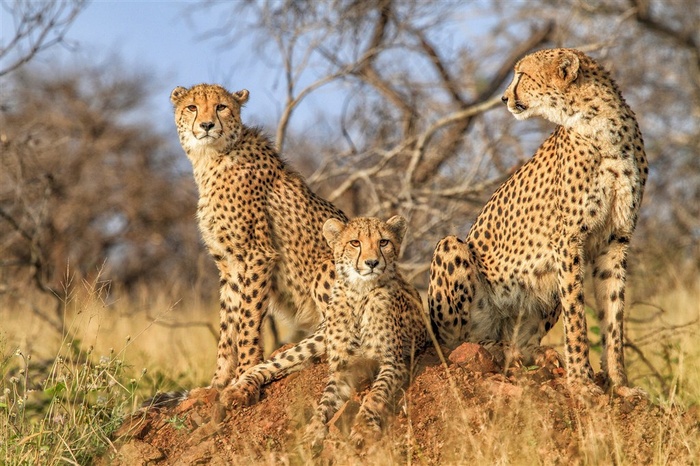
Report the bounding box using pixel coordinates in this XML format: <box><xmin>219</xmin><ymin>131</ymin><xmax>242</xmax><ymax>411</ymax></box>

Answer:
<box><xmin>508</xmin><ymin>106</ymin><xmax>534</xmax><ymax>120</ymax></box>
<box><xmin>186</xmin><ymin>135</ymin><xmax>222</xmax><ymax>151</ymax></box>
<box><xmin>347</xmin><ymin>269</ymin><xmax>380</xmax><ymax>283</ymax></box>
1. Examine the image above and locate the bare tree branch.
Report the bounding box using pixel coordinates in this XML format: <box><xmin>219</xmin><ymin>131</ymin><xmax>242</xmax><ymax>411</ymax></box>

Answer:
<box><xmin>0</xmin><ymin>0</ymin><xmax>87</xmax><ymax>77</ymax></box>
<box><xmin>629</xmin><ymin>0</ymin><xmax>700</xmax><ymax>67</ymax></box>
<box><xmin>411</xmin><ymin>21</ymin><xmax>554</xmax><ymax>184</ymax></box>
<box><xmin>404</xmin><ymin>95</ymin><xmax>502</xmax><ymax>195</ymax></box>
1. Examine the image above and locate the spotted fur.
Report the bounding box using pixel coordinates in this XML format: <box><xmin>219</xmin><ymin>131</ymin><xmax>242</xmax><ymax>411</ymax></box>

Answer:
<box><xmin>428</xmin><ymin>48</ymin><xmax>647</xmax><ymax>394</ymax></box>
<box><xmin>222</xmin><ymin>216</ymin><xmax>428</xmax><ymax>450</ymax></box>
<box><xmin>171</xmin><ymin>84</ymin><xmax>346</xmax><ymax>387</ymax></box>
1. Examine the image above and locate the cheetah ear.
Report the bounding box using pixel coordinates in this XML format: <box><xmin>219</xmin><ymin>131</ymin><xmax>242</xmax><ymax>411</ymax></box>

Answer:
<box><xmin>385</xmin><ymin>215</ymin><xmax>407</xmax><ymax>245</ymax></box>
<box><xmin>170</xmin><ymin>86</ymin><xmax>188</xmax><ymax>105</ymax></box>
<box><xmin>233</xmin><ymin>89</ymin><xmax>250</xmax><ymax>105</ymax></box>
<box><xmin>323</xmin><ymin>218</ymin><xmax>346</xmax><ymax>246</ymax></box>
<box><xmin>556</xmin><ymin>51</ymin><xmax>580</xmax><ymax>88</ymax></box>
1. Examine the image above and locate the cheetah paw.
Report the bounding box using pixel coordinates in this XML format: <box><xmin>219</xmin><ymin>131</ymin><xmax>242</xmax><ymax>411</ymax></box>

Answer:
<box><xmin>567</xmin><ymin>379</ymin><xmax>606</xmax><ymax>405</ymax></box>
<box><xmin>349</xmin><ymin>422</ymin><xmax>382</xmax><ymax>451</ymax></box>
<box><xmin>532</xmin><ymin>346</ymin><xmax>564</xmax><ymax>369</ymax></box>
<box><xmin>219</xmin><ymin>385</ymin><xmax>260</xmax><ymax>408</ymax></box>
<box><xmin>210</xmin><ymin>374</ymin><xmax>234</xmax><ymax>389</ymax></box>
<box><xmin>302</xmin><ymin>419</ymin><xmax>328</xmax><ymax>456</ymax></box>
<box><xmin>614</xmin><ymin>385</ymin><xmax>648</xmax><ymax>399</ymax></box>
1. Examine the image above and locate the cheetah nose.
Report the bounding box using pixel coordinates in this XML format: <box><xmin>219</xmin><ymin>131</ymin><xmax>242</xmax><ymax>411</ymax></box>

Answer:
<box><xmin>200</xmin><ymin>121</ymin><xmax>215</xmax><ymax>131</ymax></box>
<box><xmin>501</xmin><ymin>95</ymin><xmax>508</xmax><ymax>104</ymax></box>
<box><xmin>365</xmin><ymin>259</ymin><xmax>379</xmax><ymax>269</ymax></box>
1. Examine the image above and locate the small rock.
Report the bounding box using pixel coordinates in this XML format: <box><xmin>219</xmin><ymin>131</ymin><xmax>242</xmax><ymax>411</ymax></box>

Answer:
<box><xmin>448</xmin><ymin>343</ymin><xmax>500</xmax><ymax>373</ymax></box>
<box><xmin>173</xmin><ymin>439</ymin><xmax>227</xmax><ymax>465</ymax></box>
<box><xmin>190</xmin><ymin>411</ymin><xmax>206</xmax><ymax>427</ymax></box>
<box><xmin>210</xmin><ymin>400</ymin><xmax>228</xmax><ymax>424</ymax></box>
<box><xmin>175</xmin><ymin>397</ymin><xmax>200</xmax><ymax>413</ymax></box>
<box><xmin>189</xmin><ymin>386</ymin><xmax>220</xmax><ymax>404</ymax></box>
<box><xmin>186</xmin><ymin>421</ymin><xmax>222</xmax><ymax>445</ymax></box>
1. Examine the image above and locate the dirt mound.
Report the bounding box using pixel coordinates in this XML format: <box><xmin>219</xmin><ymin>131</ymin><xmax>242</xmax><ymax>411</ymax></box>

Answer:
<box><xmin>103</xmin><ymin>344</ymin><xmax>698</xmax><ymax>465</ymax></box>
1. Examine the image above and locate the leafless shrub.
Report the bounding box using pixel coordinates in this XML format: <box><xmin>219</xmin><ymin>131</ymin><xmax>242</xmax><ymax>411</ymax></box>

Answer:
<box><xmin>0</xmin><ymin>64</ymin><xmax>211</xmax><ymax>318</ymax></box>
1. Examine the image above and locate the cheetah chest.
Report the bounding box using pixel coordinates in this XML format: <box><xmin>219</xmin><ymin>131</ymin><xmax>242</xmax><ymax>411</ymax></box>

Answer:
<box><xmin>194</xmin><ymin>159</ymin><xmax>262</xmax><ymax>258</ymax></box>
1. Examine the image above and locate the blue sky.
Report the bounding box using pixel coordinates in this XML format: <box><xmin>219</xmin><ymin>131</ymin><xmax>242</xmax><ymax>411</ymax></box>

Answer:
<box><xmin>1</xmin><ymin>1</ymin><xmax>495</xmax><ymax>140</ymax></box>
<box><xmin>1</xmin><ymin>1</ymin><xmax>290</xmax><ymax>134</ymax></box>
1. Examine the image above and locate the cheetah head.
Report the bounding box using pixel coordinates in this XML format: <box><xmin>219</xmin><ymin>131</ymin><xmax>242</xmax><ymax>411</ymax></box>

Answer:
<box><xmin>323</xmin><ymin>216</ymin><xmax>407</xmax><ymax>285</ymax></box>
<box><xmin>501</xmin><ymin>48</ymin><xmax>586</xmax><ymax>126</ymax></box>
<box><xmin>170</xmin><ymin>84</ymin><xmax>249</xmax><ymax>156</ymax></box>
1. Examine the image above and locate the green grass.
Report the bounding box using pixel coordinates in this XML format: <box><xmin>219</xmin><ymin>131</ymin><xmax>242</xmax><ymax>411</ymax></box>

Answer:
<box><xmin>1</xmin><ymin>343</ymin><xmax>136</xmax><ymax>464</ymax></box>
<box><xmin>1</xmin><ymin>274</ymin><xmax>698</xmax><ymax>464</ymax></box>
<box><xmin>0</xmin><ymin>276</ymin><xmax>213</xmax><ymax>465</ymax></box>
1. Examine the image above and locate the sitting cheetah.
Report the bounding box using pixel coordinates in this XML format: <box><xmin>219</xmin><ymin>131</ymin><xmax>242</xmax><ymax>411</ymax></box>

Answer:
<box><xmin>429</xmin><ymin>48</ymin><xmax>647</xmax><ymax>395</ymax></box>
<box><xmin>222</xmin><ymin>216</ymin><xmax>428</xmax><ymax>449</ymax></box>
<box><xmin>170</xmin><ymin>84</ymin><xmax>346</xmax><ymax>388</ymax></box>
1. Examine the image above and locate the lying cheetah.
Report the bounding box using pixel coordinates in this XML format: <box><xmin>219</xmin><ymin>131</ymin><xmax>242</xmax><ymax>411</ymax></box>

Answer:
<box><xmin>429</xmin><ymin>48</ymin><xmax>647</xmax><ymax>394</ymax></box>
<box><xmin>171</xmin><ymin>84</ymin><xmax>346</xmax><ymax>387</ymax></box>
<box><xmin>222</xmin><ymin>216</ymin><xmax>428</xmax><ymax>449</ymax></box>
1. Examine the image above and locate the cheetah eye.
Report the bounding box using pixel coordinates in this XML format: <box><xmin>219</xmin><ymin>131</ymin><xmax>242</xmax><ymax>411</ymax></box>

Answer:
<box><xmin>379</xmin><ymin>239</ymin><xmax>390</xmax><ymax>247</ymax></box>
<box><xmin>349</xmin><ymin>240</ymin><xmax>361</xmax><ymax>248</ymax></box>
<box><xmin>186</xmin><ymin>105</ymin><xmax>197</xmax><ymax>112</ymax></box>
<box><xmin>216</xmin><ymin>104</ymin><xmax>227</xmax><ymax>112</ymax></box>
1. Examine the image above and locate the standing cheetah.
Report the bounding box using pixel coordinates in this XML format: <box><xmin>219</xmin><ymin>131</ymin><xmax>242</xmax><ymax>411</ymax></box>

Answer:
<box><xmin>171</xmin><ymin>84</ymin><xmax>346</xmax><ymax>388</ymax></box>
<box><xmin>222</xmin><ymin>216</ymin><xmax>428</xmax><ymax>449</ymax></box>
<box><xmin>429</xmin><ymin>48</ymin><xmax>647</xmax><ymax>394</ymax></box>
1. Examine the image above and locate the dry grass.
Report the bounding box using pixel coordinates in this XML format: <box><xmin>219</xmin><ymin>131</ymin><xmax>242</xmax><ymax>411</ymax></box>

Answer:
<box><xmin>1</xmin><ymin>274</ymin><xmax>698</xmax><ymax>464</ymax></box>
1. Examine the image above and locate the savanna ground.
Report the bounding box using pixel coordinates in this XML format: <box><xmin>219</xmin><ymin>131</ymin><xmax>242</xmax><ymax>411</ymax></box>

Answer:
<box><xmin>1</xmin><ymin>274</ymin><xmax>698</xmax><ymax>465</ymax></box>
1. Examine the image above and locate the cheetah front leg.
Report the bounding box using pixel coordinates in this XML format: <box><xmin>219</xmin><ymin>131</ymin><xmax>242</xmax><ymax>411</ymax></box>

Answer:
<box><xmin>212</xmin><ymin>251</ymin><xmax>275</xmax><ymax>388</ymax></box>
<box><xmin>303</xmin><ymin>305</ymin><xmax>356</xmax><ymax>453</ymax></box>
<box><xmin>211</xmin><ymin>258</ymin><xmax>242</xmax><ymax>388</ymax></box>
<box><xmin>349</xmin><ymin>299</ymin><xmax>412</xmax><ymax>448</ymax></box>
<box><xmin>428</xmin><ymin>236</ymin><xmax>474</xmax><ymax>347</ymax></box>
<box><xmin>304</xmin><ymin>368</ymin><xmax>354</xmax><ymax>454</ymax></box>
<box><xmin>558</xmin><ymin>239</ymin><xmax>598</xmax><ymax>392</ymax></box>
<box><xmin>349</xmin><ymin>360</ymin><xmax>408</xmax><ymax>449</ymax></box>
<box><xmin>592</xmin><ymin>235</ymin><xmax>643</xmax><ymax>397</ymax></box>
<box><xmin>304</xmin><ymin>367</ymin><xmax>353</xmax><ymax>453</ymax></box>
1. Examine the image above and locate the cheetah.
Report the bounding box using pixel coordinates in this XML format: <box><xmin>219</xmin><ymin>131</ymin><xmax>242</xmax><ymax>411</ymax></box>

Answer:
<box><xmin>171</xmin><ymin>84</ymin><xmax>346</xmax><ymax>388</ymax></box>
<box><xmin>222</xmin><ymin>216</ymin><xmax>428</xmax><ymax>449</ymax></box>
<box><xmin>428</xmin><ymin>48</ymin><xmax>647</xmax><ymax>395</ymax></box>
